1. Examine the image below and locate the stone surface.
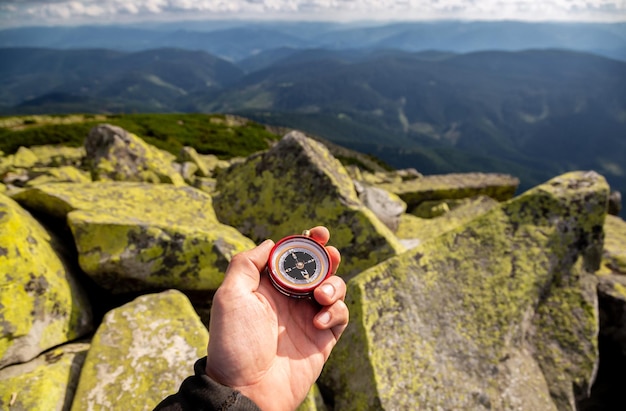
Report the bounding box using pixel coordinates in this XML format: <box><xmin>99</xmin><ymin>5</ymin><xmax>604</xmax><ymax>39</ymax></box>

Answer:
<box><xmin>378</xmin><ymin>172</ymin><xmax>519</xmax><ymax>212</ymax></box>
<box><xmin>27</xmin><ymin>145</ymin><xmax>85</xmax><ymax>168</ymax></box>
<box><xmin>12</xmin><ymin>182</ymin><xmax>255</xmax><ymax>293</ymax></box>
<box><xmin>213</xmin><ymin>131</ymin><xmax>404</xmax><ymax>278</ymax></box>
<box><xmin>70</xmin><ymin>290</ymin><xmax>208</xmax><ymax>411</ymax></box>
<box><xmin>0</xmin><ymin>194</ymin><xmax>93</xmax><ymax>369</ymax></box>
<box><xmin>396</xmin><ymin>195</ymin><xmax>499</xmax><ymax>248</ymax></box>
<box><xmin>608</xmin><ymin>190</ymin><xmax>621</xmax><ymax>216</ymax></box>
<box><xmin>598</xmin><ymin>214</ymin><xmax>626</xmax><ymax>275</ymax></box>
<box><xmin>354</xmin><ymin>181</ymin><xmax>406</xmax><ymax>232</ymax></box>
<box><xmin>25</xmin><ymin>166</ymin><xmax>91</xmax><ymax>187</ymax></box>
<box><xmin>597</xmin><ymin>274</ymin><xmax>626</xmax><ymax>358</ymax></box>
<box><xmin>179</xmin><ymin>146</ymin><xmax>209</xmax><ymax>177</ymax></box>
<box><xmin>84</xmin><ymin>124</ymin><xmax>185</xmax><ymax>185</ymax></box>
<box><xmin>0</xmin><ymin>342</ymin><xmax>89</xmax><ymax>411</ymax></box>
<box><xmin>322</xmin><ymin>171</ymin><xmax>608</xmax><ymax>410</ymax></box>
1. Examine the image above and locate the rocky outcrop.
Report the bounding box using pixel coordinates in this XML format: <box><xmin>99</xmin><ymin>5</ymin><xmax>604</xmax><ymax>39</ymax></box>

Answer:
<box><xmin>70</xmin><ymin>290</ymin><xmax>208</xmax><ymax>411</ymax></box>
<box><xmin>0</xmin><ymin>194</ymin><xmax>93</xmax><ymax>369</ymax></box>
<box><xmin>0</xmin><ymin>342</ymin><xmax>89</xmax><ymax>411</ymax></box>
<box><xmin>378</xmin><ymin>172</ymin><xmax>519</xmax><ymax>213</ymax></box>
<box><xmin>213</xmin><ymin>130</ymin><xmax>405</xmax><ymax>278</ymax></box>
<box><xmin>84</xmin><ymin>124</ymin><xmax>185</xmax><ymax>185</ymax></box>
<box><xmin>322</xmin><ymin>171</ymin><xmax>608</xmax><ymax>410</ymax></box>
<box><xmin>1</xmin><ymin>122</ymin><xmax>625</xmax><ymax>411</ymax></box>
<box><xmin>12</xmin><ymin>182</ymin><xmax>255</xmax><ymax>293</ymax></box>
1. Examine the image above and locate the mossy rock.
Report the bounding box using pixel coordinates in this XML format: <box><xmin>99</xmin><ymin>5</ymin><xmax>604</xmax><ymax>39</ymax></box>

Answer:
<box><xmin>296</xmin><ymin>383</ymin><xmax>327</xmax><ymax>411</ymax></box>
<box><xmin>213</xmin><ymin>131</ymin><xmax>404</xmax><ymax>278</ymax></box>
<box><xmin>322</xmin><ymin>171</ymin><xmax>608</xmax><ymax>410</ymax></box>
<box><xmin>0</xmin><ymin>194</ymin><xmax>93</xmax><ymax>368</ymax></box>
<box><xmin>12</xmin><ymin>182</ymin><xmax>255</xmax><ymax>293</ymax></box>
<box><xmin>28</xmin><ymin>145</ymin><xmax>86</xmax><ymax>168</ymax></box>
<box><xmin>598</xmin><ymin>214</ymin><xmax>626</xmax><ymax>275</ymax></box>
<box><xmin>378</xmin><ymin>172</ymin><xmax>519</xmax><ymax>212</ymax></box>
<box><xmin>70</xmin><ymin>290</ymin><xmax>208</xmax><ymax>411</ymax></box>
<box><xmin>25</xmin><ymin>166</ymin><xmax>91</xmax><ymax>187</ymax></box>
<box><xmin>84</xmin><ymin>124</ymin><xmax>184</xmax><ymax>185</ymax></box>
<box><xmin>396</xmin><ymin>195</ymin><xmax>499</xmax><ymax>247</ymax></box>
<box><xmin>12</xmin><ymin>147</ymin><xmax>39</xmax><ymax>169</ymax></box>
<box><xmin>179</xmin><ymin>146</ymin><xmax>209</xmax><ymax>177</ymax></box>
<box><xmin>0</xmin><ymin>342</ymin><xmax>89</xmax><ymax>410</ymax></box>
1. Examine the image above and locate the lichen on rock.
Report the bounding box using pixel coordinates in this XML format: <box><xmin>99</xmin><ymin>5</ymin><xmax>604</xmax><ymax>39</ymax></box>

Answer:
<box><xmin>12</xmin><ymin>182</ymin><xmax>255</xmax><ymax>293</ymax></box>
<box><xmin>378</xmin><ymin>172</ymin><xmax>519</xmax><ymax>213</ymax></box>
<box><xmin>84</xmin><ymin>124</ymin><xmax>185</xmax><ymax>186</ymax></box>
<box><xmin>70</xmin><ymin>290</ymin><xmax>208</xmax><ymax>411</ymax></box>
<box><xmin>0</xmin><ymin>194</ymin><xmax>93</xmax><ymax>369</ymax></box>
<box><xmin>213</xmin><ymin>131</ymin><xmax>404</xmax><ymax>278</ymax></box>
<box><xmin>322</xmin><ymin>171</ymin><xmax>608</xmax><ymax>410</ymax></box>
<box><xmin>599</xmin><ymin>214</ymin><xmax>626</xmax><ymax>275</ymax></box>
<box><xmin>0</xmin><ymin>342</ymin><xmax>89</xmax><ymax>410</ymax></box>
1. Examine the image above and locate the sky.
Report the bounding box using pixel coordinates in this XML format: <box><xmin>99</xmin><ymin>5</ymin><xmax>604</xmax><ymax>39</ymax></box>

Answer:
<box><xmin>1</xmin><ymin>0</ymin><xmax>625</xmax><ymax>28</ymax></box>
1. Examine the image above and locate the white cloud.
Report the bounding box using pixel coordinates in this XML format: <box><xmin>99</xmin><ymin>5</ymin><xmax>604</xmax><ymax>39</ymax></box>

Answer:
<box><xmin>0</xmin><ymin>0</ymin><xmax>624</xmax><ymax>27</ymax></box>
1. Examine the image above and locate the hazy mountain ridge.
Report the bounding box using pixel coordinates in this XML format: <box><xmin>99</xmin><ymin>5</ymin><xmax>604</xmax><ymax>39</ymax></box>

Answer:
<box><xmin>1</xmin><ymin>43</ymin><xmax>624</xmax><ymax>212</ymax></box>
<box><xmin>1</xmin><ymin>21</ymin><xmax>625</xmax><ymax>61</ymax></box>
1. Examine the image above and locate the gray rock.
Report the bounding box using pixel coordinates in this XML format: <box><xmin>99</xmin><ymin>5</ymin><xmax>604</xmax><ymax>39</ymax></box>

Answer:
<box><xmin>70</xmin><ymin>290</ymin><xmax>208</xmax><ymax>411</ymax></box>
<box><xmin>322</xmin><ymin>171</ymin><xmax>608</xmax><ymax>410</ymax></box>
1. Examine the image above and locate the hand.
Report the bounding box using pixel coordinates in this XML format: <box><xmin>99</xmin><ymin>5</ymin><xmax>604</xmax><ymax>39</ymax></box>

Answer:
<box><xmin>205</xmin><ymin>226</ymin><xmax>349</xmax><ymax>411</ymax></box>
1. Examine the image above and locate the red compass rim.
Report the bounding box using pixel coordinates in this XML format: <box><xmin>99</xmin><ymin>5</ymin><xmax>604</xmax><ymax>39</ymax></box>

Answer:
<box><xmin>267</xmin><ymin>235</ymin><xmax>333</xmax><ymax>297</ymax></box>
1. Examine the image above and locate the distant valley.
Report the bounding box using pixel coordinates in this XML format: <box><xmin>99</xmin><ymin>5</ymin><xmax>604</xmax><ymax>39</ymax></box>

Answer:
<box><xmin>1</xmin><ymin>20</ymin><xmax>625</xmax><ymax>208</ymax></box>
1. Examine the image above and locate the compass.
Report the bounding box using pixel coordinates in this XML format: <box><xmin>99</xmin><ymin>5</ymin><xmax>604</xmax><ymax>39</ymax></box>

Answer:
<box><xmin>266</xmin><ymin>230</ymin><xmax>333</xmax><ymax>298</ymax></box>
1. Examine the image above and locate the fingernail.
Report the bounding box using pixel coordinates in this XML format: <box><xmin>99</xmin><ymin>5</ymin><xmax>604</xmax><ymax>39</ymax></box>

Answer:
<box><xmin>317</xmin><ymin>311</ymin><xmax>331</xmax><ymax>325</ymax></box>
<box><xmin>320</xmin><ymin>284</ymin><xmax>335</xmax><ymax>298</ymax></box>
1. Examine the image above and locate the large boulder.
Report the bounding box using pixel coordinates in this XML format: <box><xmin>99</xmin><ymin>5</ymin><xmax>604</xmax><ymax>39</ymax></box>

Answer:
<box><xmin>213</xmin><ymin>131</ymin><xmax>404</xmax><ymax>278</ymax></box>
<box><xmin>322</xmin><ymin>171</ymin><xmax>608</xmax><ymax>410</ymax></box>
<box><xmin>70</xmin><ymin>290</ymin><xmax>208</xmax><ymax>411</ymax></box>
<box><xmin>0</xmin><ymin>342</ymin><xmax>89</xmax><ymax>410</ymax></box>
<box><xmin>378</xmin><ymin>172</ymin><xmax>519</xmax><ymax>213</ymax></box>
<box><xmin>0</xmin><ymin>194</ymin><xmax>93</xmax><ymax>369</ymax></box>
<box><xmin>12</xmin><ymin>182</ymin><xmax>255</xmax><ymax>293</ymax></box>
<box><xmin>84</xmin><ymin>124</ymin><xmax>185</xmax><ymax>186</ymax></box>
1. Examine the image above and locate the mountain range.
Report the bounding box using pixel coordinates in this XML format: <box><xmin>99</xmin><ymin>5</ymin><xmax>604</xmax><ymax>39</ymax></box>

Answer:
<box><xmin>1</xmin><ymin>21</ymin><xmax>625</xmax><ymax>62</ymax></box>
<box><xmin>0</xmin><ymin>20</ymin><xmax>625</xmax><ymax>212</ymax></box>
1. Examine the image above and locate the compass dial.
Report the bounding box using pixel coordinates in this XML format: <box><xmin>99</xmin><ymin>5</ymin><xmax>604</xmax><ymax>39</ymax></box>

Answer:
<box><xmin>267</xmin><ymin>234</ymin><xmax>332</xmax><ymax>298</ymax></box>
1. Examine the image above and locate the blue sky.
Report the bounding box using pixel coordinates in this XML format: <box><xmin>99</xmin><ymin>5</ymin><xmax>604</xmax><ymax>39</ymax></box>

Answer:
<box><xmin>1</xmin><ymin>0</ymin><xmax>625</xmax><ymax>28</ymax></box>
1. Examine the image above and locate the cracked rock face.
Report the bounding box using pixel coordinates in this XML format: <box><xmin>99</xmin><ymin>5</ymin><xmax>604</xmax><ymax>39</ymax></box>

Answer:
<box><xmin>12</xmin><ymin>182</ymin><xmax>255</xmax><ymax>293</ymax></box>
<box><xmin>213</xmin><ymin>131</ymin><xmax>404</xmax><ymax>278</ymax></box>
<box><xmin>322</xmin><ymin>171</ymin><xmax>609</xmax><ymax>411</ymax></box>
<box><xmin>0</xmin><ymin>194</ymin><xmax>93</xmax><ymax>369</ymax></box>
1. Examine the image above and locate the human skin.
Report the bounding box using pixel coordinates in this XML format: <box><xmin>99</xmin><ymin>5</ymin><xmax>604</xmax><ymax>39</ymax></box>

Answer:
<box><xmin>205</xmin><ymin>226</ymin><xmax>349</xmax><ymax>411</ymax></box>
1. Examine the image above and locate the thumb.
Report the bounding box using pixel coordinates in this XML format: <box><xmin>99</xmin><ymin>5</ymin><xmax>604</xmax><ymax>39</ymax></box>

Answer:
<box><xmin>222</xmin><ymin>239</ymin><xmax>275</xmax><ymax>292</ymax></box>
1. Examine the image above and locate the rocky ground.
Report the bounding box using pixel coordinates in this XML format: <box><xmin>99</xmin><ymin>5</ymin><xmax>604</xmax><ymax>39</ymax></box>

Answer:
<box><xmin>1</xmin><ymin>124</ymin><xmax>625</xmax><ymax>410</ymax></box>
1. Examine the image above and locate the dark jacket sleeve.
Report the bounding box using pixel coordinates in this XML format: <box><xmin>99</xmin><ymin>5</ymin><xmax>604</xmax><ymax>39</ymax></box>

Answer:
<box><xmin>153</xmin><ymin>357</ymin><xmax>262</xmax><ymax>411</ymax></box>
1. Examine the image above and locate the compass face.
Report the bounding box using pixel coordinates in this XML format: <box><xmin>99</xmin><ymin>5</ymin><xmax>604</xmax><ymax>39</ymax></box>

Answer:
<box><xmin>267</xmin><ymin>235</ymin><xmax>332</xmax><ymax>298</ymax></box>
